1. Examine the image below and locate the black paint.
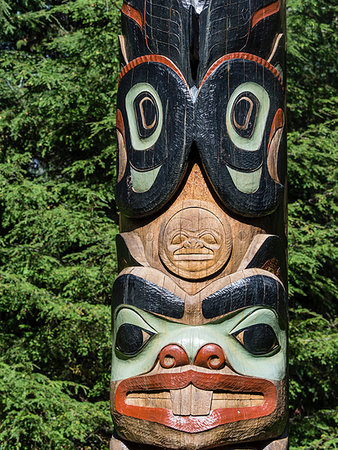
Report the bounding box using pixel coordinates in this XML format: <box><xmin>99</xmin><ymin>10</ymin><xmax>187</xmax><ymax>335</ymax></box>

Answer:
<box><xmin>116</xmin><ymin>323</ymin><xmax>154</xmax><ymax>356</ymax></box>
<box><xmin>117</xmin><ymin>56</ymin><xmax>285</xmax><ymax>218</ymax></box>
<box><xmin>115</xmin><ymin>60</ymin><xmax>193</xmax><ymax>218</ymax></box>
<box><xmin>122</xmin><ymin>0</ymin><xmax>282</xmax><ymax>85</ymax></box>
<box><xmin>202</xmin><ymin>274</ymin><xmax>287</xmax><ymax>323</ymax></box>
<box><xmin>195</xmin><ymin>57</ymin><xmax>284</xmax><ymax>217</ymax></box>
<box><xmin>233</xmin><ymin>324</ymin><xmax>279</xmax><ymax>355</ymax></box>
<box><xmin>112</xmin><ymin>274</ymin><xmax>185</xmax><ymax>319</ymax></box>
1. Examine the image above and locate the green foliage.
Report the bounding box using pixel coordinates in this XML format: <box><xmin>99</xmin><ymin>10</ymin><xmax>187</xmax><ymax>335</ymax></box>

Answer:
<box><xmin>0</xmin><ymin>0</ymin><xmax>121</xmax><ymax>447</ymax></box>
<box><xmin>0</xmin><ymin>0</ymin><xmax>336</xmax><ymax>447</ymax></box>
<box><xmin>287</xmin><ymin>0</ymin><xmax>338</xmax><ymax>446</ymax></box>
<box><xmin>0</xmin><ymin>362</ymin><xmax>111</xmax><ymax>448</ymax></box>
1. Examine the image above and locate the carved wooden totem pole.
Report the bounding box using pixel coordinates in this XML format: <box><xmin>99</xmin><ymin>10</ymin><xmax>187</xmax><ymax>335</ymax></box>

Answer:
<box><xmin>111</xmin><ymin>1</ymin><xmax>287</xmax><ymax>448</ymax></box>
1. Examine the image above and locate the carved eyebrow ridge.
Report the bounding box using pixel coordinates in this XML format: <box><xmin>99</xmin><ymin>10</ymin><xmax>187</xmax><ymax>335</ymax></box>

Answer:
<box><xmin>112</xmin><ymin>274</ymin><xmax>185</xmax><ymax>319</ymax></box>
<box><xmin>202</xmin><ymin>274</ymin><xmax>287</xmax><ymax>322</ymax></box>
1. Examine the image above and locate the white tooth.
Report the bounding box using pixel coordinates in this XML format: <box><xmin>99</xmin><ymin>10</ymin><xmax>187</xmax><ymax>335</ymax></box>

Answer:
<box><xmin>171</xmin><ymin>385</ymin><xmax>192</xmax><ymax>416</ymax></box>
<box><xmin>191</xmin><ymin>386</ymin><xmax>213</xmax><ymax>415</ymax></box>
<box><xmin>170</xmin><ymin>385</ymin><xmax>213</xmax><ymax>416</ymax></box>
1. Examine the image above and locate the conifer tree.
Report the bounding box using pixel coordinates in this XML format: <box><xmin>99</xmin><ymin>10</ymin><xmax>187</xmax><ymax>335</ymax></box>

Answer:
<box><xmin>0</xmin><ymin>0</ymin><xmax>336</xmax><ymax>447</ymax></box>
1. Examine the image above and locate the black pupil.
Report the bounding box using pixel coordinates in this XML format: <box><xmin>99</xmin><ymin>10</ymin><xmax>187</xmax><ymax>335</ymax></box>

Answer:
<box><xmin>241</xmin><ymin>324</ymin><xmax>278</xmax><ymax>355</ymax></box>
<box><xmin>231</xmin><ymin>91</ymin><xmax>259</xmax><ymax>139</ymax></box>
<box><xmin>116</xmin><ymin>323</ymin><xmax>145</xmax><ymax>355</ymax></box>
<box><xmin>134</xmin><ymin>92</ymin><xmax>158</xmax><ymax>139</ymax></box>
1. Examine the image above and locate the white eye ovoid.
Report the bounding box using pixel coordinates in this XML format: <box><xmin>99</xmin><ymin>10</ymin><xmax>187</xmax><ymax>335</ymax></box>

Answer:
<box><xmin>126</xmin><ymin>83</ymin><xmax>163</xmax><ymax>151</ymax></box>
<box><xmin>226</xmin><ymin>82</ymin><xmax>270</xmax><ymax>151</ymax></box>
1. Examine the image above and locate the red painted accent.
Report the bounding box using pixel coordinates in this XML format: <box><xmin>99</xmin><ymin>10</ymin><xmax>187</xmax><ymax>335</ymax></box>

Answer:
<box><xmin>261</xmin><ymin>258</ymin><xmax>281</xmax><ymax>278</ymax></box>
<box><xmin>194</xmin><ymin>344</ymin><xmax>225</xmax><ymax>370</ymax></box>
<box><xmin>252</xmin><ymin>0</ymin><xmax>281</xmax><ymax>29</ymax></box>
<box><xmin>200</xmin><ymin>53</ymin><xmax>283</xmax><ymax>88</ymax></box>
<box><xmin>115</xmin><ymin>370</ymin><xmax>277</xmax><ymax>433</ymax></box>
<box><xmin>159</xmin><ymin>344</ymin><xmax>190</xmax><ymax>369</ymax></box>
<box><xmin>268</xmin><ymin>108</ymin><xmax>285</xmax><ymax>153</ymax></box>
<box><xmin>116</xmin><ymin>109</ymin><xmax>125</xmax><ymax>137</ymax></box>
<box><xmin>118</xmin><ymin>55</ymin><xmax>187</xmax><ymax>86</ymax></box>
<box><xmin>121</xmin><ymin>3</ymin><xmax>143</xmax><ymax>29</ymax></box>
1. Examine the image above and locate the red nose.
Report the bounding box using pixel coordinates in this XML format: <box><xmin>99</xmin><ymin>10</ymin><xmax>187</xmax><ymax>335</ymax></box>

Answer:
<box><xmin>194</xmin><ymin>344</ymin><xmax>226</xmax><ymax>370</ymax></box>
<box><xmin>159</xmin><ymin>344</ymin><xmax>190</xmax><ymax>369</ymax></box>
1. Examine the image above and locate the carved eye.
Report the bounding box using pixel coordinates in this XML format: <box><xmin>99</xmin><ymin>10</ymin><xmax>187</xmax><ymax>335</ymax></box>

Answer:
<box><xmin>226</xmin><ymin>82</ymin><xmax>270</xmax><ymax>151</ymax></box>
<box><xmin>116</xmin><ymin>323</ymin><xmax>154</xmax><ymax>356</ymax></box>
<box><xmin>126</xmin><ymin>83</ymin><xmax>163</xmax><ymax>151</ymax></box>
<box><xmin>231</xmin><ymin>92</ymin><xmax>259</xmax><ymax>139</ymax></box>
<box><xmin>200</xmin><ymin>232</ymin><xmax>217</xmax><ymax>245</ymax></box>
<box><xmin>171</xmin><ymin>233</ymin><xmax>189</xmax><ymax>245</ymax></box>
<box><xmin>232</xmin><ymin>324</ymin><xmax>280</xmax><ymax>355</ymax></box>
<box><xmin>134</xmin><ymin>92</ymin><xmax>159</xmax><ymax>139</ymax></box>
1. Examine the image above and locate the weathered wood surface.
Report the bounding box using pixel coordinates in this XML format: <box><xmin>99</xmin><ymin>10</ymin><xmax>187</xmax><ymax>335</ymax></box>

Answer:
<box><xmin>111</xmin><ymin>0</ymin><xmax>287</xmax><ymax>448</ymax></box>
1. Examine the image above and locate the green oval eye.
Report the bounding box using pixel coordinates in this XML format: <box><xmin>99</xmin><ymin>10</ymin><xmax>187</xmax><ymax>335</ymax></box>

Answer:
<box><xmin>233</xmin><ymin>324</ymin><xmax>280</xmax><ymax>355</ymax></box>
<box><xmin>116</xmin><ymin>323</ymin><xmax>154</xmax><ymax>356</ymax></box>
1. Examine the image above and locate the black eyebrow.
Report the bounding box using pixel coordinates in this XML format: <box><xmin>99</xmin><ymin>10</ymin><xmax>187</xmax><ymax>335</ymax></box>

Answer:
<box><xmin>202</xmin><ymin>275</ymin><xmax>287</xmax><ymax>322</ymax></box>
<box><xmin>112</xmin><ymin>274</ymin><xmax>185</xmax><ymax>319</ymax></box>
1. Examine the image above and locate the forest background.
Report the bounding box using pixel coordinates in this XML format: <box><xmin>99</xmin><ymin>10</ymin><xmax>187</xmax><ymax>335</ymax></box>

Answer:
<box><xmin>0</xmin><ymin>0</ymin><xmax>336</xmax><ymax>448</ymax></box>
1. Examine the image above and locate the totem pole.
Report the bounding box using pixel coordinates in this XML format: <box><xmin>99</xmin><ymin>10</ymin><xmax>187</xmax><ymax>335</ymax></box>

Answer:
<box><xmin>111</xmin><ymin>1</ymin><xmax>287</xmax><ymax>448</ymax></box>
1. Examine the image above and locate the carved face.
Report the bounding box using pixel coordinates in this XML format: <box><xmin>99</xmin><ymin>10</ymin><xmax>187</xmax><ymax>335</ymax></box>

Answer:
<box><xmin>159</xmin><ymin>207</ymin><xmax>232</xmax><ymax>279</ymax></box>
<box><xmin>111</xmin><ymin>268</ymin><xmax>287</xmax><ymax>448</ymax></box>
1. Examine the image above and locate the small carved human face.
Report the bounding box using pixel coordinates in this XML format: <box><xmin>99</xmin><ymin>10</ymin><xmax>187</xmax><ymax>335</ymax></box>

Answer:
<box><xmin>160</xmin><ymin>207</ymin><xmax>232</xmax><ymax>279</ymax></box>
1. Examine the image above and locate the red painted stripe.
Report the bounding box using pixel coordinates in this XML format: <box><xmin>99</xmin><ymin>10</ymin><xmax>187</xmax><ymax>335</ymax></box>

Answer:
<box><xmin>252</xmin><ymin>0</ymin><xmax>281</xmax><ymax>29</ymax></box>
<box><xmin>200</xmin><ymin>52</ymin><xmax>283</xmax><ymax>88</ymax></box>
<box><xmin>121</xmin><ymin>3</ymin><xmax>143</xmax><ymax>29</ymax></box>
<box><xmin>118</xmin><ymin>55</ymin><xmax>187</xmax><ymax>85</ymax></box>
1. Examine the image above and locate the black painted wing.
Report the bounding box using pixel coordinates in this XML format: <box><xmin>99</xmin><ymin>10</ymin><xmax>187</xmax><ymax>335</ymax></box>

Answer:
<box><xmin>115</xmin><ymin>56</ymin><xmax>194</xmax><ymax>218</ymax></box>
<box><xmin>196</xmin><ymin>55</ymin><xmax>285</xmax><ymax>217</ymax></box>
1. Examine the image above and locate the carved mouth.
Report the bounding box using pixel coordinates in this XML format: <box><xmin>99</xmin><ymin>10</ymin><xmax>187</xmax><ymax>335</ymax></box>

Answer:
<box><xmin>127</xmin><ymin>386</ymin><xmax>264</xmax><ymax>415</ymax></box>
<box><xmin>115</xmin><ymin>370</ymin><xmax>277</xmax><ymax>432</ymax></box>
<box><xmin>173</xmin><ymin>254</ymin><xmax>214</xmax><ymax>261</ymax></box>
<box><xmin>173</xmin><ymin>248</ymin><xmax>214</xmax><ymax>261</ymax></box>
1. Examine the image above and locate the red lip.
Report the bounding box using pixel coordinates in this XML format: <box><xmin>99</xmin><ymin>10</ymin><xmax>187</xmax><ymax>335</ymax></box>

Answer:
<box><xmin>115</xmin><ymin>369</ymin><xmax>277</xmax><ymax>433</ymax></box>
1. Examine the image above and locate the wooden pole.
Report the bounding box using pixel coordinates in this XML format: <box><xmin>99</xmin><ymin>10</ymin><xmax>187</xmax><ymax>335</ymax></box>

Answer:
<box><xmin>111</xmin><ymin>1</ymin><xmax>287</xmax><ymax>448</ymax></box>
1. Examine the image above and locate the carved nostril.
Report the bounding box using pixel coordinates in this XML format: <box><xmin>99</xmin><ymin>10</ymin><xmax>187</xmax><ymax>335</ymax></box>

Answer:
<box><xmin>159</xmin><ymin>344</ymin><xmax>189</xmax><ymax>369</ymax></box>
<box><xmin>194</xmin><ymin>344</ymin><xmax>225</xmax><ymax>370</ymax></box>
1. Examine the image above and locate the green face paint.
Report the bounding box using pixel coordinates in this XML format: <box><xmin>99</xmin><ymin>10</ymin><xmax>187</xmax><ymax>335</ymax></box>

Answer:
<box><xmin>111</xmin><ymin>305</ymin><xmax>286</xmax><ymax>382</ymax></box>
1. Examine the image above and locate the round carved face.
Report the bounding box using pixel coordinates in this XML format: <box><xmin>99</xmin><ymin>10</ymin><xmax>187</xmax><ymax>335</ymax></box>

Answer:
<box><xmin>159</xmin><ymin>207</ymin><xmax>232</xmax><ymax>279</ymax></box>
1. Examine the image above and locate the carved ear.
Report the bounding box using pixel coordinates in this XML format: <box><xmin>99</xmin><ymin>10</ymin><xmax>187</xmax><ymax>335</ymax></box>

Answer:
<box><xmin>116</xmin><ymin>232</ymin><xmax>149</xmax><ymax>271</ymax></box>
<box><xmin>238</xmin><ymin>234</ymin><xmax>287</xmax><ymax>284</ymax></box>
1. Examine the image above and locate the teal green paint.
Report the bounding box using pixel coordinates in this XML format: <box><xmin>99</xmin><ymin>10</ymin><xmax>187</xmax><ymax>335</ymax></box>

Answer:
<box><xmin>130</xmin><ymin>165</ymin><xmax>161</xmax><ymax>193</ymax></box>
<box><xmin>125</xmin><ymin>83</ymin><xmax>163</xmax><ymax>151</ymax></box>
<box><xmin>111</xmin><ymin>306</ymin><xmax>286</xmax><ymax>382</ymax></box>
<box><xmin>227</xmin><ymin>166</ymin><xmax>262</xmax><ymax>194</ymax></box>
<box><xmin>226</xmin><ymin>82</ymin><xmax>270</xmax><ymax>151</ymax></box>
